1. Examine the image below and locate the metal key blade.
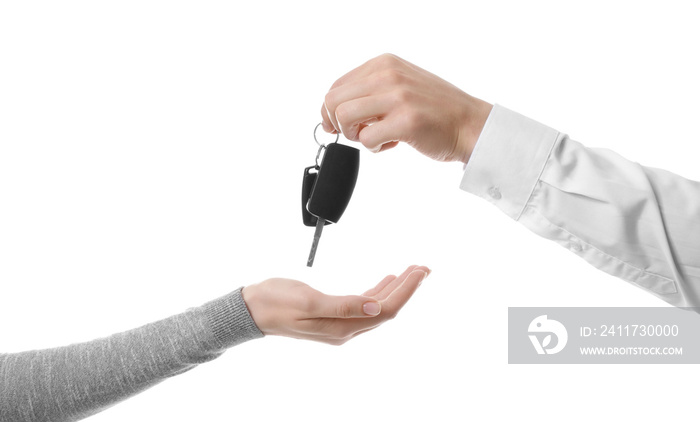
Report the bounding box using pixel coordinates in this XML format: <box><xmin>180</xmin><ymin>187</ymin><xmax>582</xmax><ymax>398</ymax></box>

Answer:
<box><xmin>307</xmin><ymin>217</ymin><xmax>325</xmax><ymax>267</ymax></box>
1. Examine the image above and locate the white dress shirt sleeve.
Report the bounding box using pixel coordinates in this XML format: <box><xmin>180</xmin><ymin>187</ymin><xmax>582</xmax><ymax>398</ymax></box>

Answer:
<box><xmin>461</xmin><ymin>104</ymin><xmax>700</xmax><ymax>307</ymax></box>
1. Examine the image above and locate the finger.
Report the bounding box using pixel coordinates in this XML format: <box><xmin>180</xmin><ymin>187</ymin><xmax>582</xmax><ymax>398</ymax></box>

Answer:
<box><xmin>311</xmin><ymin>294</ymin><xmax>382</xmax><ymax>319</ymax></box>
<box><xmin>378</xmin><ymin>141</ymin><xmax>399</xmax><ymax>152</ymax></box>
<box><xmin>298</xmin><ymin>316</ymin><xmax>383</xmax><ymax>342</ymax></box>
<box><xmin>362</xmin><ymin>274</ymin><xmax>397</xmax><ymax>297</ymax></box>
<box><xmin>295</xmin><ymin>318</ymin><xmax>380</xmax><ymax>339</ymax></box>
<box><xmin>324</xmin><ymin>73</ymin><xmax>396</xmax><ymax>135</ymax></box>
<box><xmin>325</xmin><ymin>64</ymin><xmax>379</xmax><ymax>133</ymax></box>
<box><xmin>334</xmin><ymin>94</ymin><xmax>395</xmax><ymax>142</ymax></box>
<box><xmin>356</xmin><ymin>115</ymin><xmax>407</xmax><ymax>153</ymax></box>
<box><xmin>381</xmin><ymin>269</ymin><xmax>429</xmax><ymax>318</ymax></box>
<box><xmin>310</xmin><ymin>269</ymin><xmax>429</xmax><ymax>337</ymax></box>
<box><xmin>373</xmin><ymin>265</ymin><xmax>420</xmax><ymax>301</ymax></box>
<box><xmin>320</xmin><ymin>103</ymin><xmax>337</xmax><ymax>134</ymax></box>
<box><xmin>324</xmin><ymin>102</ymin><xmax>341</xmax><ymax>134</ymax></box>
<box><xmin>324</xmin><ymin>54</ymin><xmax>407</xmax><ymax>132</ymax></box>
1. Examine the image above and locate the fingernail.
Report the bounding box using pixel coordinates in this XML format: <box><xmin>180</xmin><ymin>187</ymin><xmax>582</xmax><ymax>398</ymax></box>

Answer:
<box><xmin>363</xmin><ymin>301</ymin><xmax>381</xmax><ymax>316</ymax></box>
<box><xmin>332</xmin><ymin>112</ymin><xmax>343</xmax><ymax>134</ymax></box>
<box><xmin>415</xmin><ymin>270</ymin><xmax>428</xmax><ymax>287</ymax></box>
<box><xmin>324</xmin><ymin>105</ymin><xmax>341</xmax><ymax>134</ymax></box>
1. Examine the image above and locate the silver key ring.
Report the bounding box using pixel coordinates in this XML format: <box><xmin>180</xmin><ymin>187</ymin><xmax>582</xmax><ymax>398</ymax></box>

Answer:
<box><xmin>313</xmin><ymin>122</ymin><xmax>339</xmax><ymax>147</ymax></box>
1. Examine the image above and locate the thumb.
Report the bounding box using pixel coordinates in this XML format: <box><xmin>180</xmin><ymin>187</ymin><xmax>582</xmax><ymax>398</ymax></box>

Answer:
<box><xmin>316</xmin><ymin>294</ymin><xmax>382</xmax><ymax>318</ymax></box>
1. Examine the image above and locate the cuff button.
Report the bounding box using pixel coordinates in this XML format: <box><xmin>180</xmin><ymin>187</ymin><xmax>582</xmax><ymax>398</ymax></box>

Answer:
<box><xmin>488</xmin><ymin>186</ymin><xmax>502</xmax><ymax>200</ymax></box>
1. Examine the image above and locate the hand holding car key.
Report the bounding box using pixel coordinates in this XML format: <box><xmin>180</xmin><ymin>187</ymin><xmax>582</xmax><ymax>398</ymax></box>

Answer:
<box><xmin>302</xmin><ymin>123</ymin><xmax>360</xmax><ymax>267</ymax></box>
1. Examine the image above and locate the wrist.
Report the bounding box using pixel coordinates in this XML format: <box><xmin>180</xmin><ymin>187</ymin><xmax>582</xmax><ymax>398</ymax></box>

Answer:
<box><xmin>202</xmin><ymin>286</ymin><xmax>265</xmax><ymax>348</ymax></box>
<box><xmin>457</xmin><ymin>98</ymin><xmax>493</xmax><ymax>164</ymax></box>
<box><xmin>241</xmin><ymin>284</ymin><xmax>270</xmax><ymax>335</ymax></box>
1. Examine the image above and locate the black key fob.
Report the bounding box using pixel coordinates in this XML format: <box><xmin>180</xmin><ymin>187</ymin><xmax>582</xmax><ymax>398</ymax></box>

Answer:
<box><xmin>303</xmin><ymin>142</ymin><xmax>359</xmax><ymax>225</ymax></box>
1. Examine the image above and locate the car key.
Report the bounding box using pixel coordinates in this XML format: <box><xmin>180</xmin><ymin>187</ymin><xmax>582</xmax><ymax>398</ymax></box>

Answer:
<box><xmin>305</xmin><ymin>142</ymin><xmax>359</xmax><ymax>266</ymax></box>
<box><xmin>303</xmin><ymin>124</ymin><xmax>360</xmax><ymax>267</ymax></box>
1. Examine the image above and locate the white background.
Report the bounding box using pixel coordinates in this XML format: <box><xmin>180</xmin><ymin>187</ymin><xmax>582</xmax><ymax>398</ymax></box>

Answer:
<box><xmin>1</xmin><ymin>1</ymin><xmax>698</xmax><ymax>421</ymax></box>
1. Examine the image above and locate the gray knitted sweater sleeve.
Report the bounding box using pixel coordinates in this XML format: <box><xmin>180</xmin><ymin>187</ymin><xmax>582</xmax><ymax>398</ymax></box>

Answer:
<box><xmin>0</xmin><ymin>287</ymin><xmax>264</xmax><ymax>422</ymax></box>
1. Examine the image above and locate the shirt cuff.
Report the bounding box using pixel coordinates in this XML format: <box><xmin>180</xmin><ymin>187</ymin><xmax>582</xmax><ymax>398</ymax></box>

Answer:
<box><xmin>460</xmin><ymin>104</ymin><xmax>560</xmax><ymax>220</ymax></box>
<box><xmin>202</xmin><ymin>287</ymin><xmax>264</xmax><ymax>349</ymax></box>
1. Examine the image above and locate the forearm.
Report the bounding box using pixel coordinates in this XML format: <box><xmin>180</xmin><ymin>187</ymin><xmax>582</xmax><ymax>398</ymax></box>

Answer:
<box><xmin>462</xmin><ymin>105</ymin><xmax>700</xmax><ymax>307</ymax></box>
<box><xmin>0</xmin><ymin>287</ymin><xmax>263</xmax><ymax>422</ymax></box>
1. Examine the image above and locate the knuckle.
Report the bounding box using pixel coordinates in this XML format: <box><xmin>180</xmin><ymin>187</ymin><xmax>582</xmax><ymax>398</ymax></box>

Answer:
<box><xmin>378</xmin><ymin>68</ymin><xmax>404</xmax><ymax>86</ymax></box>
<box><xmin>330</xmin><ymin>75</ymin><xmax>348</xmax><ymax>90</ymax></box>
<box><xmin>336</xmin><ymin>301</ymin><xmax>354</xmax><ymax>319</ymax></box>
<box><xmin>392</xmin><ymin>87</ymin><xmax>413</xmax><ymax>104</ymax></box>
<box><xmin>376</xmin><ymin>52</ymin><xmax>399</xmax><ymax>67</ymax></box>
